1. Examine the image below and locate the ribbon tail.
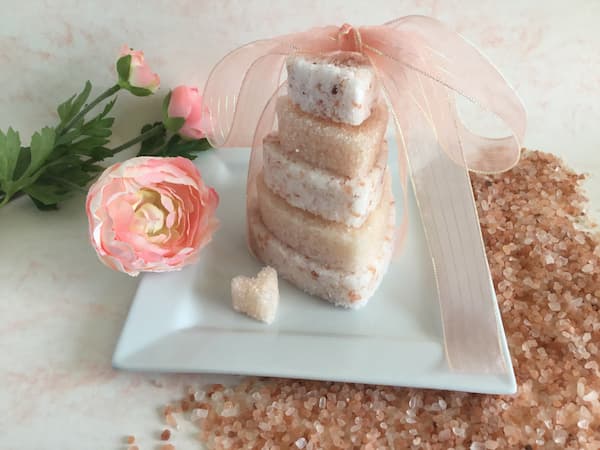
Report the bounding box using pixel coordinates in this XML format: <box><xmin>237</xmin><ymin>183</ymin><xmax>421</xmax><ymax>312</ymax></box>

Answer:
<box><xmin>374</xmin><ymin>56</ymin><xmax>507</xmax><ymax>374</ymax></box>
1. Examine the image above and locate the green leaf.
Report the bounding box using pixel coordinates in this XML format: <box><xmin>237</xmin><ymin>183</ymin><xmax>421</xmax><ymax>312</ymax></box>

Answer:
<box><xmin>56</xmin><ymin>127</ymin><xmax>83</xmax><ymax>146</ymax></box>
<box><xmin>81</xmin><ymin>127</ymin><xmax>112</xmax><ymax>138</ymax></box>
<box><xmin>57</xmin><ymin>94</ymin><xmax>76</xmax><ymax>122</ymax></box>
<box><xmin>28</xmin><ymin>127</ymin><xmax>56</xmax><ymax>175</ymax></box>
<box><xmin>137</xmin><ymin>122</ymin><xmax>166</xmax><ymax>156</ymax></box>
<box><xmin>145</xmin><ymin>134</ymin><xmax>213</xmax><ymax>160</ymax></box>
<box><xmin>57</xmin><ymin>81</ymin><xmax>92</xmax><ymax>127</ymax></box>
<box><xmin>30</xmin><ymin>197</ymin><xmax>59</xmax><ymax>211</ymax></box>
<box><xmin>126</xmin><ymin>85</ymin><xmax>154</xmax><ymax>97</ymax></box>
<box><xmin>162</xmin><ymin>90</ymin><xmax>172</xmax><ymax>117</ymax></box>
<box><xmin>24</xmin><ymin>182</ymin><xmax>70</xmax><ymax>206</ymax></box>
<box><xmin>71</xmin><ymin>81</ymin><xmax>92</xmax><ymax>118</ymax></box>
<box><xmin>164</xmin><ymin>117</ymin><xmax>185</xmax><ymax>133</ymax></box>
<box><xmin>100</xmin><ymin>97</ymin><xmax>117</xmax><ymax>119</ymax></box>
<box><xmin>116</xmin><ymin>54</ymin><xmax>131</xmax><ymax>84</ymax></box>
<box><xmin>12</xmin><ymin>146</ymin><xmax>31</xmax><ymax>180</ymax></box>
<box><xmin>87</xmin><ymin>147</ymin><xmax>114</xmax><ymax>161</ymax></box>
<box><xmin>0</xmin><ymin>127</ymin><xmax>22</xmax><ymax>184</ymax></box>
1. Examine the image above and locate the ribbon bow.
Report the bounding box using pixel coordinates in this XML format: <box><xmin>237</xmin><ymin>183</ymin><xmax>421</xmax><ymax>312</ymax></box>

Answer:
<box><xmin>203</xmin><ymin>16</ymin><xmax>526</xmax><ymax>373</ymax></box>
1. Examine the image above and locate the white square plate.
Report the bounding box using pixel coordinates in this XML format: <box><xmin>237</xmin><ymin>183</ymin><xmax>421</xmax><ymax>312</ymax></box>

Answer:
<box><xmin>112</xmin><ymin>147</ymin><xmax>516</xmax><ymax>394</ymax></box>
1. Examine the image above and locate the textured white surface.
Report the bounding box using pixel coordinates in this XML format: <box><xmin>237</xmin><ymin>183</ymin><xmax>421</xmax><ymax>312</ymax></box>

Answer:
<box><xmin>263</xmin><ymin>135</ymin><xmax>387</xmax><ymax>227</ymax></box>
<box><xmin>286</xmin><ymin>52</ymin><xmax>379</xmax><ymax>125</ymax></box>
<box><xmin>231</xmin><ymin>266</ymin><xmax>279</xmax><ymax>324</ymax></box>
<box><xmin>1</xmin><ymin>1</ymin><xmax>599</xmax><ymax>448</ymax></box>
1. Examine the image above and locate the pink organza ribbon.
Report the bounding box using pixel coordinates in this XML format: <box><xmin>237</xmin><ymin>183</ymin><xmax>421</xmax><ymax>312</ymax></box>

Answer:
<box><xmin>203</xmin><ymin>16</ymin><xmax>526</xmax><ymax>374</ymax></box>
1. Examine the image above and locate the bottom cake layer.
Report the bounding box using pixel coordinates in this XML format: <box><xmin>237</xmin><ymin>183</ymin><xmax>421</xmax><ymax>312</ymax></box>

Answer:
<box><xmin>248</xmin><ymin>208</ymin><xmax>395</xmax><ymax>309</ymax></box>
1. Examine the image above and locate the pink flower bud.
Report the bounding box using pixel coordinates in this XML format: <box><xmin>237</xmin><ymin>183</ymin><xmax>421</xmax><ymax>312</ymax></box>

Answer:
<box><xmin>165</xmin><ymin>85</ymin><xmax>209</xmax><ymax>140</ymax></box>
<box><xmin>117</xmin><ymin>45</ymin><xmax>160</xmax><ymax>96</ymax></box>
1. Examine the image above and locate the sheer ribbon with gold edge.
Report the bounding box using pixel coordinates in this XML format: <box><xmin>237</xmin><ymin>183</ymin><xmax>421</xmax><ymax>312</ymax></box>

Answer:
<box><xmin>202</xmin><ymin>16</ymin><xmax>526</xmax><ymax>374</ymax></box>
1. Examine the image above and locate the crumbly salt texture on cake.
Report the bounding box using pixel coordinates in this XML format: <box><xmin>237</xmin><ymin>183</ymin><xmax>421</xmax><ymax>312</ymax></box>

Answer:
<box><xmin>286</xmin><ymin>52</ymin><xmax>380</xmax><ymax>126</ymax></box>
<box><xmin>248</xmin><ymin>206</ymin><xmax>394</xmax><ymax>309</ymax></box>
<box><xmin>231</xmin><ymin>266</ymin><xmax>279</xmax><ymax>324</ymax></box>
<box><xmin>257</xmin><ymin>172</ymin><xmax>394</xmax><ymax>272</ymax></box>
<box><xmin>263</xmin><ymin>134</ymin><xmax>388</xmax><ymax>227</ymax></box>
<box><xmin>277</xmin><ymin>95</ymin><xmax>388</xmax><ymax>178</ymax></box>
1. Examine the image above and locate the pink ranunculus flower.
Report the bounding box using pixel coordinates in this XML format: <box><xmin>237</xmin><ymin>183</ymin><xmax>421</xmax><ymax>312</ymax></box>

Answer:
<box><xmin>165</xmin><ymin>85</ymin><xmax>209</xmax><ymax>139</ymax></box>
<box><xmin>117</xmin><ymin>45</ymin><xmax>160</xmax><ymax>96</ymax></box>
<box><xmin>86</xmin><ymin>157</ymin><xmax>219</xmax><ymax>276</ymax></box>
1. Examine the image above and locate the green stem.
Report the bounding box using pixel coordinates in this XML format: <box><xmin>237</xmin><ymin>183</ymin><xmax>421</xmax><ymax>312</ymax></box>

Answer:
<box><xmin>60</xmin><ymin>84</ymin><xmax>121</xmax><ymax>134</ymax></box>
<box><xmin>109</xmin><ymin>123</ymin><xmax>164</xmax><ymax>155</ymax></box>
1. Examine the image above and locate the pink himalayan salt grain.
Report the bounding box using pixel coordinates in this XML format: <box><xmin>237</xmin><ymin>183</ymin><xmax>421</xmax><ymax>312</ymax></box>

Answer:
<box><xmin>137</xmin><ymin>151</ymin><xmax>599</xmax><ymax>449</ymax></box>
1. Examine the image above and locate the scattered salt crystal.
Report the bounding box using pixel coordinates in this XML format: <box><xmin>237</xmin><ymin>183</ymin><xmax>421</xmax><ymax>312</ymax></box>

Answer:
<box><xmin>314</xmin><ymin>421</ymin><xmax>324</xmax><ymax>433</ymax></box>
<box><xmin>438</xmin><ymin>429</ymin><xmax>451</xmax><ymax>441</ymax></box>
<box><xmin>258</xmin><ymin>422</ymin><xmax>271</xmax><ymax>431</ymax></box>
<box><xmin>166</xmin><ymin>413</ymin><xmax>177</xmax><ymax>427</ymax></box>
<box><xmin>583</xmin><ymin>390</ymin><xmax>598</xmax><ymax>402</ymax></box>
<box><xmin>210</xmin><ymin>391</ymin><xmax>223</xmax><ymax>402</ymax></box>
<box><xmin>412</xmin><ymin>437</ymin><xmax>421</xmax><ymax>445</ymax></box>
<box><xmin>194</xmin><ymin>391</ymin><xmax>206</xmax><ymax>402</ymax></box>
<box><xmin>295</xmin><ymin>437</ymin><xmax>307</xmax><ymax>449</ymax></box>
<box><xmin>191</xmin><ymin>408</ymin><xmax>208</xmax><ymax>421</ymax></box>
<box><xmin>553</xmin><ymin>428</ymin><xmax>568</xmax><ymax>444</ymax></box>
<box><xmin>577</xmin><ymin>419</ymin><xmax>589</xmax><ymax>429</ymax></box>
<box><xmin>485</xmin><ymin>441</ymin><xmax>499</xmax><ymax>449</ymax></box>
<box><xmin>408</xmin><ymin>396</ymin><xmax>417</xmax><ymax>409</ymax></box>
<box><xmin>221</xmin><ymin>407</ymin><xmax>238</xmax><ymax>417</ymax></box>
<box><xmin>582</xmin><ymin>263</ymin><xmax>594</xmax><ymax>273</ymax></box>
<box><xmin>549</xmin><ymin>302</ymin><xmax>561</xmax><ymax>312</ymax></box>
<box><xmin>577</xmin><ymin>380</ymin><xmax>585</xmax><ymax>397</ymax></box>
<box><xmin>452</xmin><ymin>426</ymin><xmax>465</xmax><ymax>437</ymax></box>
<box><xmin>438</xmin><ymin>399</ymin><xmax>447</xmax><ymax>410</ymax></box>
<box><xmin>470</xmin><ymin>442</ymin><xmax>484</xmax><ymax>450</ymax></box>
<box><xmin>318</xmin><ymin>397</ymin><xmax>326</xmax><ymax>409</ymax></box>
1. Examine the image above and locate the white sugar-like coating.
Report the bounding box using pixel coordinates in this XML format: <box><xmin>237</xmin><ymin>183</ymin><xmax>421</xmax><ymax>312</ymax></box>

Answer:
<box><xmin>231</xmin><ymin>266</ymin><xmax>279</xmax><ymax>323</ymax></box>
<box><xmin>263</xmin><ymin>134</ymin><xmax>388</xmax><ymax>227</ymax></box>
<box><xmin>248</xmin><ymin>208</ymin><xmax>394</xmax><ymax>309</ymax></box>
<box><xmin>256</xmin><ymin>173</ymin><xmax>394</xmax><ymax>273</ymax></box>
<box><xmin>286</xmin><ymin>52</ymin><xmax>380</xmax><ymax>126</ymax></box>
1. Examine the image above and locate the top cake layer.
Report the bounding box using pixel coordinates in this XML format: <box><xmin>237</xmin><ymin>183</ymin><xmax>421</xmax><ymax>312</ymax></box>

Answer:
<box><xmin>286</xmin><ymin>51</ymin><xmax>379</xmax><ymax>126</ymax></box>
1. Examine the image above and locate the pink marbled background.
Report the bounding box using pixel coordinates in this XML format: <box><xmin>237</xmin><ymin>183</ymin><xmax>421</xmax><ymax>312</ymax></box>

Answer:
<box><xmin>1</xmin><ymin>0</ymin><xmax>599</xmax><ymax>448</ymax></box>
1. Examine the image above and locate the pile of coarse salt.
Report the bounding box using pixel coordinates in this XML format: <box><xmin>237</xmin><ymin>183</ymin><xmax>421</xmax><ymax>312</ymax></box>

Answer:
<box><xmin>127</xmin><ymin>150</ymin><xmax>599</xmax><ymax>450</ymax></box>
